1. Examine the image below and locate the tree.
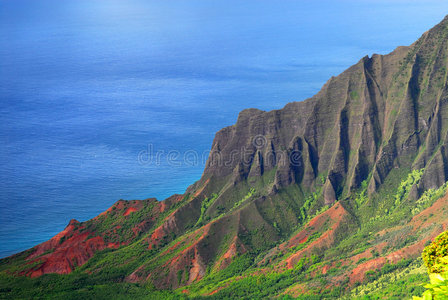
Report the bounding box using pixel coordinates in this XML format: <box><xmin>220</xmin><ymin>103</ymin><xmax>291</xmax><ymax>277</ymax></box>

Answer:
<box><xmin>414</xmin><ymin>231</ymin><xmax>448</xmax><ymax>299</ymax></box>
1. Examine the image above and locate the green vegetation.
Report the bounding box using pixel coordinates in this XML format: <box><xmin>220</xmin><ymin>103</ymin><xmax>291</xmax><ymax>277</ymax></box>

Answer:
<box><xmin>196</xmin><ymin>193</ymin><xmax>219</xmax><ymax>226</ymax></box>
<box><xmin>183</xmin><ymin>253</ymin><xmax>343</xmax><ymax>299</ymax></box>
<box><xmin>350</xmin><ymin>90</ymin><xmax>360</xmax><ymax>100</ymax></box>
<box><xmin>81</xmin><ymin>199</ymin><xmax>160</xmax><ymax>244</ymax></box>
<box><xmin>299</xmin><ymin>183</ymin><xmax>324</xmax><ymax>222</ymax></box>
<box><xmin>414</xmin><ymin>231</ymin><xmax>448</xmax><ymax>299</ymax></box>
<box><xmin>354</xmin><ymin>180</ymin><xmax>368</xmax><ymax>207</ymax></box>
<box><xmin>349</xmin><ymin>259</ymin><xmax>427</xmax><ymax>299</ymax></box>
<box><xmin>412</xmin><ymin>182</ymin><xmax>448</xmax><ymax>216</ymax></box>
<box><xmin>394</xmin><ymin>169</ymin><xmax>424</xmax><ymax>207</ymax></box>
<box><xmin>422</xmin><ymin>231</ymin><xmax>448</xmax><ymax>273</ymax></box>
<box><xmin>364</xmin><ymin>259</ymin><xmax>413</xmax><ymax>282</ymax></box>
<box><xmin>0</xmin><ymin>273</ymin><xmax>185</xmax><ymax>300</ymax></box>
<box><xmin>231</xmin><ymin>188</ymin><xmax>255</xmax><ymax>211</ymax></box>
<box><xmin>2</xmin><ymin>167</ymin><xmax>444</xmax><ymax>299</ymax></box>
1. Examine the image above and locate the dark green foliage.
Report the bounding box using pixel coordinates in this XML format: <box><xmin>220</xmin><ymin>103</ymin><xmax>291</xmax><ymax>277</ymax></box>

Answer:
<box><xmin>0</xmin><ymin>273</ymin><xmax>185</xmax><ymax>300</ymax></box>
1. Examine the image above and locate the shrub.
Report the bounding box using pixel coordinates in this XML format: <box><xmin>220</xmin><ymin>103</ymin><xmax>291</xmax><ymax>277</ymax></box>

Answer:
<box><xmin>414</xmin><ymin>231</ymin><xmax>448</xmax><ymax>300</ymax></box>
<box><xmin>422</xmin><ymin>231</ymin><xmax>448</xmax><ymax>273</ymax></box>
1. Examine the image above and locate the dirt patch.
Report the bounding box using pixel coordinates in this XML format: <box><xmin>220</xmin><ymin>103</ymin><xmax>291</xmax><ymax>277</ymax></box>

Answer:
<box><xmin>284</xmin><ymin>203</ymin><xmax>349</xmax><ymax>269</ymax></box>
<box><xmin>124</xmin><ymin>207</ymin><xmax>138</xmax><ymax>216</ymax></box>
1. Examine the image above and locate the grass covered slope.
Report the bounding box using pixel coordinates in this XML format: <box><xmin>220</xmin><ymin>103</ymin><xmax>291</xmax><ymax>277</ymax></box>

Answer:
<box><xmin>2</xmin><ymin>14</ymin><xmax>448</xmax><ymax>300</ymax></box>
<box><xmin>1</xmin><ymin>171</ymin><xmax>448</xmax><ymax>299</ymax></box>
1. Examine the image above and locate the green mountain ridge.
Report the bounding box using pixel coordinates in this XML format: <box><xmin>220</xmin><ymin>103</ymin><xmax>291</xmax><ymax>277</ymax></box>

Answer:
<box><xmin>2</xmin><ymin>15</ymin><xmax>448</xmax><ymax>300</ymax></box>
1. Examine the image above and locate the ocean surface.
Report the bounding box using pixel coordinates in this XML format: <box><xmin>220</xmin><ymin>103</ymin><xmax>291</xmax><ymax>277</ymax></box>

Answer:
<box><xmin>1</xmin><ymin>0</ymin><xmax>448</xmax><ymax>258</ymax></box>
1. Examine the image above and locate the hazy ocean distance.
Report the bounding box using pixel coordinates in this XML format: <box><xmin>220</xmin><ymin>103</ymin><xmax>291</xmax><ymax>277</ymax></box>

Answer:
<box><xmin>1</xmin><ymin>0</ymin><xmax>448</xmax><ymax>258</ymax></box>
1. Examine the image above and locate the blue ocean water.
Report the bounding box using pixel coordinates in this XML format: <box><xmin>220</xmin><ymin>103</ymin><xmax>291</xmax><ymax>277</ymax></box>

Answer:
<box><xmin>1</xmin><ymin>0</ymin><xmax>447</xmax><ymax>258</ymax></box>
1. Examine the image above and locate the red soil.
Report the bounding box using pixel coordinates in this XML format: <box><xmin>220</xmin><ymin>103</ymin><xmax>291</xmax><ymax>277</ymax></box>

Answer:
<box><xmin>284</xmin><ymin>202</ymin><xmax>349</xmax><ymax>269</ymax></box>
<box><xmin>25</xmin><ymin>228</ymin><xmax>116</xmax><ymax>277</ymax></box>
<box><xmin>216</xmin><ymin>236</ymin><xmax>247</xmax><ymax>270</ymax></box>
<box><xmin>158</xmin><ymin>241</ymin><xmax>182</xmax><ymax>257</ymax></box>
<box><xmin>126</xmin><ymin>265</ymin><xmax>147</xmax><ymax>283</ymax></box>
<box><xmin>123</xmin><ymin>207</ymin><xmax>138</xmax><ymax>216</ymax></box>
<box><xmin>147</xmin><ymin>225</ymin><xmax>166</xmax><ymax>249</ymax></box>
<box><xmin>410</xmin><ymin>192</ymin><xmax>448</xmax><ymax>230</ymax></box>
<box><xmin>27</xmin><ymin>219</ymin><xmax>80</xmax><ymax>260</ymax></box>
<box><xmin>22</xmin><ymin>217</ymin><xmax>122</xmax><ymax>277</ymax></box>
<box><xmin>283</xmin><ymin>206</ymin><xmax>334</xmax><ymax>251</ymax></box>
<box><xmin>146</xmin><ymin>203</ymin><xmax>186</xmax><ymax>249</ymax></box>
<box><xmin>148</xmin><ymin>224</ymin><xmax>213</xmax><ymax>288</ymax></box>
<box><xmin>107</xmin><ymin>242</ymin><xmax>120</xmax><ymax>248</ymax></box>
<box><xmin>17</xmin><ymin>197</ymin><xmax>173</xmax><ymax>278</ymax></box>
<box><xmin>347</xmin><ymin>193</ymin><xmax>448</xmax><ymax>285</ymax></box>
<box><xmin>208</xmin><ymin>286</ymin><xmax>225</xmax><ymax>296</ymax></box>
<box><xmin>351</xmin><ymin>242</ymin><xmax>388</xmax><ymax>263</ymax></box>
<box><xmin>160</xmin><ymin>201</ymin><xmax>168</xmax><ymax>213</ymax></box>
<box><xmin>322</xmin><ymin>265</ymin><xmax>330</xmax><ymax>275</ymax></box>
<box><xmin>167</xmin><ymin>224</ymin><xmax>211</xmax><ymax>267</ymax></box>
<box><xmin>188</xmin><ymin>247</ymin><xmax>206</xmax><ymax>282</ymax></box>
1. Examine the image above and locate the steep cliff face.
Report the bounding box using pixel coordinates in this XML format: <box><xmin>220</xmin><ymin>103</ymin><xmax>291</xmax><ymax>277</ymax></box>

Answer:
<box><xmin>200</xmin><ymin>15</ymin><xmax>448</xmax><ymax>203</ymax></box>
<box><xmin>2</xmin><ymin>15</ymin><xmax>448</xmax><ymax>299</ymax></box>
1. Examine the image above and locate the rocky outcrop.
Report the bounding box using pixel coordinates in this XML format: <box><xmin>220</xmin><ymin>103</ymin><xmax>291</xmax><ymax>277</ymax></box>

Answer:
<box><xmin>15</xmin><ymin>196</ymin><xmax>184</xmax><ymax>277</ymax></box>
<box><xmin>23</xmin><ymin>219</ymin><xmax>117</xmax><ymax>277</ymax></box>
<box><xmin>197</xmin><ymin>16</ymin><xmax>448</xmax><ymax>204</ymax></box>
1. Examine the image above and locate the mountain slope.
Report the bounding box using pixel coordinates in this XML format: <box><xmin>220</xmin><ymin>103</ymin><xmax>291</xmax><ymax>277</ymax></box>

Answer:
<box><xmin>2</xmin><ymin>15</ymin><xmax>448</xmax><ymax>299</ymax></box>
